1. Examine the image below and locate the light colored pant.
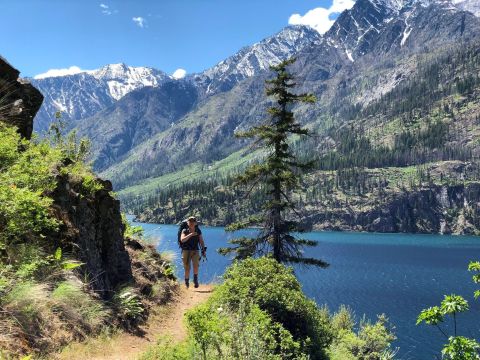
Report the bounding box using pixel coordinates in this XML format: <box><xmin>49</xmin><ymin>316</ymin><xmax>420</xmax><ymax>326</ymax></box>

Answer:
<box><xmin>182</xmin><ymin>250</ymin><xmax>199</xmax><ymax>276</ymax></box>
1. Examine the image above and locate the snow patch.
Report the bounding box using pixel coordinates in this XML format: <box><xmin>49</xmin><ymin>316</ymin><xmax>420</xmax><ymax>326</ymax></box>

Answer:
<box><xmin>346</xmin><ymin>49</ymin><xmax>354</xmax><ymax>62</ymax></box>
<box><xmin>400</xmin><ymin>27</ymin><xmax>412</xmax><ymax>46</ymax></box>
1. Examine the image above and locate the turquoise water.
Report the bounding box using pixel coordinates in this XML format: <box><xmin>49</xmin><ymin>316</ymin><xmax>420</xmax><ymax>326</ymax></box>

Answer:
<box><xmin>130</xmin><ymin>218</ymin><xmax>480</xmax><ymax>359</ymax></box>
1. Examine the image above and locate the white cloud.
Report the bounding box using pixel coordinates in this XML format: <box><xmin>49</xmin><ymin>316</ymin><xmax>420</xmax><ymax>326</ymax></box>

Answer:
<box><xmin>172</xmin><ymin>68</ymin><xmax>187</xmax><ymax>80</ymax></box>
<box><xmin>100</xmin><ymin>3</ymin><xmax>112</xmax><ymax>15</ymax></box>
<box><xmin>132</xmin><ymin>16</ymin><xmax>147</xmax><ymax>28</ymax></box>
<box><xmin>34</xmin><ymin>66</ymin><xmax>88</xmax><ymax>79</ymax></box>
<box><xmin>289</xmin><ymin>0</ymin><xmax>355</xmax><ymax>34</ymax></box>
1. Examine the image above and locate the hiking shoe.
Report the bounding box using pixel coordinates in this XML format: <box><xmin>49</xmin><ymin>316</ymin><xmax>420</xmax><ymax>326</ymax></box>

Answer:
<box><xmin>194</xmin><ymin>275</ymin><xmax>199</xmax><ymax>288</ymax></box>
<box><xmin>185</xmin><ymin>279</ymin><xmax>190</xmax><ymax>288</ymax></box>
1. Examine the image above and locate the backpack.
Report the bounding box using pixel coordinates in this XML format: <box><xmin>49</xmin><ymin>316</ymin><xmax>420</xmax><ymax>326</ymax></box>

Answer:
<box><xmin>177</xmin><ymin>220</ymin><xmax>200</xmax><ymax>249</ymax></box>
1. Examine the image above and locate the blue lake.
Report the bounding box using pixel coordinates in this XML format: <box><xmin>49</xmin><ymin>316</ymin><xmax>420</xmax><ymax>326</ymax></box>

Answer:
<box><xmin>130</xmin><ymin>218</ymin><xmax>480</xmax><ymax>360</ymax></box>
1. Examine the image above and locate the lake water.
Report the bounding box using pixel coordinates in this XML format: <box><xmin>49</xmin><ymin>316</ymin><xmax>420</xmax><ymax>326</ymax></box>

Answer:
<box><xmin>129</xmin><ymin>218</ymin><xmax>480</xmax><ymax>359</ymax></box>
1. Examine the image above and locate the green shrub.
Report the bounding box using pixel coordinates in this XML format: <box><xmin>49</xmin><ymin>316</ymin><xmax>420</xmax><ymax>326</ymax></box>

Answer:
<box><xmin>121</xmin><ymin>213</ymin><xmax>144</xmax><ymax>238</ymax></box>
<box><xmin>328</xmin><ymin>310</ymin><xmax>396</xmax><ymax>360</ymax></box>
<box><xmin>182</xmin><ymin>257</ymin><xmax>332</xmax><ymax>359</ymax></box>
<box><xmin>214</xmin><ymin>257</ymin><xmax>333</xmax><ymax>358</ymax></box>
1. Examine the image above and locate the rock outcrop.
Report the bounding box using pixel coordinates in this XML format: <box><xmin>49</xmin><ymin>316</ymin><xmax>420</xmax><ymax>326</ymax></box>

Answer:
<box><xmin>0</xmin><ymin>56</ymin><xmax>43</xmax><ymax>139</ymax></box>
<box><xmin>50</xmin><ymin>176</ymin><xmax>133</xmax><ymax>298</ymax></box>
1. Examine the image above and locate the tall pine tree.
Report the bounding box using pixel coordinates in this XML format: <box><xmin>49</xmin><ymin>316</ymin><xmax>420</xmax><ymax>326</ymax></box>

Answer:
<box><xmin>219</xmin><ymin>58</ymin><xmax>328</xmax><ymax>267</ymax></box>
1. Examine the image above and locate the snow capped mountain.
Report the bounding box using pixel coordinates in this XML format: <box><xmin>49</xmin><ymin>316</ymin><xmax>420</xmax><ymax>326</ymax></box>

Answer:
<box><xmin>89</xmin><ymin>63</ymin><xmax>169</xmax><ymax>100</ymax></box>
<box><xmin>31</xmin><ymin>64</ymin><xmax>169</xmax><ymax>132</ymax></box>
<box><xmin>324</xmin><ymin>0</ymin><xmax>479</xmax><ymax>62</ymax></box>
<box><xmin>191</xmin><ymin>25</ymin><xmax>322</xmax><ymax>95</ymax></box>
<box><xmin>31</xmin><ymin>0</ymin><xmax>478</xmax><ymax>135</ymax></box>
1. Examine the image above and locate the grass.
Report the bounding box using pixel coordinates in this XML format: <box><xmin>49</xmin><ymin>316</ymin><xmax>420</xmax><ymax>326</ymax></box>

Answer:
<box><xmin>55</xmin><ymin>327</ymin><xmax>120</xmax><ymax>360</ymax></box>
<box><xmin>51</xmin><ymin>280</ymin><xmax>109</xmax><ymax>331</ymax></box>
<box><xmin>139</xmin><ymin>336</ymin><xmax>194</xmax><ymax>360</ymax></box>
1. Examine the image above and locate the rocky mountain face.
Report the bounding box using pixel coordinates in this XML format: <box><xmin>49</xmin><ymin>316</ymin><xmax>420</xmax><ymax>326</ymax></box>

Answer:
<box><xmin>0</xmin><ymin>56</ymin><xmax>43</xmax><ymax>139</ymax></box>
<box><xmin>50</xmin><ymin>176</ymin><xmax>133</xmax><ymax>297</ymax></box>
<box><xmin>454</xmin><ymin>0</ymin><xmax>480</xmax><ymax>16</ymax></box>
<box><xmin>190</xmin><ymin>25</ymin><xmax>323</xmax><ymax>97</ymax></box>
<box><xmin>307</xmin><ymin>183</ymin><xmax>480</xmax><ymax>234</ymax></box>
<box><xmin>78</xmin><ymin>80</ymin><xmax>199</xmax><ymax>171</ymax></box>
<box><xmin>31</xmin><ymin>63</ymin><xmax>170</xmax><ymax>133</ymax></box>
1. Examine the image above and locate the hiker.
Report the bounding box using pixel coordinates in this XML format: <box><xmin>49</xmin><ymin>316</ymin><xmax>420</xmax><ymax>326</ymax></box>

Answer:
<box><xmin>180</xmin><ymin>216</ymin><xmax>206</xmax><ymax>288</ymax></box>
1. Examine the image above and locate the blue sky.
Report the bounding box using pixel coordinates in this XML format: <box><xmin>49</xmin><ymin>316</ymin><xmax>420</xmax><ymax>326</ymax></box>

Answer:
<box><xmin>0</xmin><ymin>0</ymin><xmax>353</xmax><ymax>78</ymax></box>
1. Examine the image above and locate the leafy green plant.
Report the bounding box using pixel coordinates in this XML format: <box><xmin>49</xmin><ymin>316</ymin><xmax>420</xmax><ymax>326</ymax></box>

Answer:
<box><xmin>113</xmin><ymin>287</ymin><xmax>144</xmax><ymax>320</ymax></box>
<box><xmin>468</xmin><ymin>261</ymin><xmax>480</xmax><ymax>299</ymax></box>
<box><xmin>140</xmin><ymin>336</ymin><xmax>195</xmax><ymax>360</ymax></box>
<box><xmin>187</xmin><ymin>257</ymin><xmax>332</xmax><ymax>359</ymax></box>
<box><xmin>328</xmin><ymin>308</ymin><xmax>396</xmax><ymax>360</ymax></box>
<box><xmin>121</xmin><ymin>213</ymin><xmax>144</xmax><ymax>238</ymax></box>
<box><xmin>417</xmin><ymin>261</ymin><xmax>480</xmax><ymax>359</ymax></box>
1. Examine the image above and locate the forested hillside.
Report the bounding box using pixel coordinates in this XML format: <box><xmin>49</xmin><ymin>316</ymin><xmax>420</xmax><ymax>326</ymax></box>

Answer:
<box><xmin>126</xmin><ymin>40</ymin><xmax>480</xmax><ymax>234</ymax></box>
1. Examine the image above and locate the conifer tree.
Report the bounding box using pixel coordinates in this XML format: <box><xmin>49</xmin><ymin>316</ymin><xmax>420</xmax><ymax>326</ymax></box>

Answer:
<box><xmin>219</xmin><ymin>58</ymin><xmax>328</xmax><ymax>267</ymax></box>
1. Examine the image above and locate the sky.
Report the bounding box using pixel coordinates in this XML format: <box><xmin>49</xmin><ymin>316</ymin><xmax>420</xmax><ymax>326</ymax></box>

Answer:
<box><xmin>0</xmin><ymin>0</ymin><xmax>354</xmax><ymax>79</ymax></box>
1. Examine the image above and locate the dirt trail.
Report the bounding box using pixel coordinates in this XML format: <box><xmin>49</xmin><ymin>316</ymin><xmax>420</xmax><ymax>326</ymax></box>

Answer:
<box><xmin>57</xmin><ymin>284</ymin><xmax>214</xmax><ymax>360</ymax></box>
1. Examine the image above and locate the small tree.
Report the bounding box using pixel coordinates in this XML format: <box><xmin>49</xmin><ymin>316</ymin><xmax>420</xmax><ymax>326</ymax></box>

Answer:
<box><xmin>219</xmin><ymin>58</ymin><xmax>328</xmax><ymax>267</ymax></box>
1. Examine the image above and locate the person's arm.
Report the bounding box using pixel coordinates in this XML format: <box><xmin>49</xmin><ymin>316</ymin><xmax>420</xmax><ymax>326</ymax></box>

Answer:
<box><xmin>180</xmin><ymin>230</ymin><xmax>197</xmax><ymax>242</ymax></box>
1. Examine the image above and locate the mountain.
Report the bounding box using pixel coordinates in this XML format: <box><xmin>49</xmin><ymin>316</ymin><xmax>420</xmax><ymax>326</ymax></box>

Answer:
<box><xmin>31</xmin><ymin>63</ymin><xmax>170</xmax><ymax>132</ymax></box>
<box><xmin>96</xmin><ymin>0</ymin><xmax>480</xmax><ymax>188</ymax></box>
<box><xmin>28</xmin><ymin>0</ymin><xmax>480</xmax><ymax>233</ymax></box>
<box><xmin>189</xmin><ymin>25</ymin><xmax>323</xmax><ymax>96</ymax></box>
<box><xmin>77</xmin><ymin>80</ymin><xmax>199</xmax><ymax>170</ymax></box>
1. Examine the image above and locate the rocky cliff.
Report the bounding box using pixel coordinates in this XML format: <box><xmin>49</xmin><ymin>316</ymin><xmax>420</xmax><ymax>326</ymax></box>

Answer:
<box><xmin>307</xmin><ymin>183</ymin><xmax>480</xmax><ymax>235</ymax></box>
<box><xmin>0</xmin><ymin>56</ymin><xmax>43</xmax><ymax>139</ymax></box>
<box><xmin>0</xmin><ymin>57</ymin><xmax>133</xmax><ymax>297</ymax></box>
<box><xmin>50</xmin><ymin>176</ymin><xmax>133</xmax><ymax>297</ymax></box>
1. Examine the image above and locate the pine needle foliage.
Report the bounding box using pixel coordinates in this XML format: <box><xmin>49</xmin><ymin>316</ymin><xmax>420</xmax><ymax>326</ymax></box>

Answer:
<box><xmin>219</xmin><ymin>58</ymin><xmax>328</xmax><ymax>268</ymax></box>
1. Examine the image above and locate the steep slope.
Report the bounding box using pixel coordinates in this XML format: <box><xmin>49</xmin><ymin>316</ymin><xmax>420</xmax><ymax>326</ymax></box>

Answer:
<box><xmin>0</xmin><ymin>58</ymin><xmax>176</xmax><ymax>358</ymax></box>
<box><xmin>31</xmin><ymin>64</ymin><xmax>170</xmax><ymax>133</ymax></box>
<box><xmin>77</xmin><ymin>80</ymin><xmax>199</xmax><ymax>171</ymax></box>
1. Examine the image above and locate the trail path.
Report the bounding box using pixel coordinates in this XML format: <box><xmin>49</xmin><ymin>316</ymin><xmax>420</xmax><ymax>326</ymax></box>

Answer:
<box><xmin>57</xmin><ymin>284</ymin><xmax>214</xmax><ymax>360</ymax></box>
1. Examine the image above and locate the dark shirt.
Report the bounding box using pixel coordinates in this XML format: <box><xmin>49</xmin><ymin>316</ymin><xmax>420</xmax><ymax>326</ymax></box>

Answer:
<box><xmin>181</xmin><ymin>227</ymin><xmax>202</xmax><ymax>250</ymax></box>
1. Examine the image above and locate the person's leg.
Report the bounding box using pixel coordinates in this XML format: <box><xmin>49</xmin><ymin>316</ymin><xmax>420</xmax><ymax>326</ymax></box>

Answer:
<box><xmin>182</xmin><ymin>250</ymin><xmax>190</xmax><ymax>288</ymax></box>
<box><xmin>192</xmin><ymin>251</ymin><xmax>200</xmax><ymax>288</ymax></box>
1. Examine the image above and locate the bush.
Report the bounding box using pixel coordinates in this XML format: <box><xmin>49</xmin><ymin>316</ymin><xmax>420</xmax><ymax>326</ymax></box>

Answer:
<box><xmin>214</xmin><ymin>257</ymin><xmax>333</xmax><ymax>359</ymax></box>
<box><xmin>183</xmin><ymin>257</ymin><xmax>332</xmax><ymax>359</ymax></box>
<box><xmin>328</xmin><ymin>308</ymin><xmax>396</xmax><ymax>360</ymax></box>
<box><xmin>113</xmin><ymin>287</ymin><xmax>145</xmax><ymax>323</ymax></box>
